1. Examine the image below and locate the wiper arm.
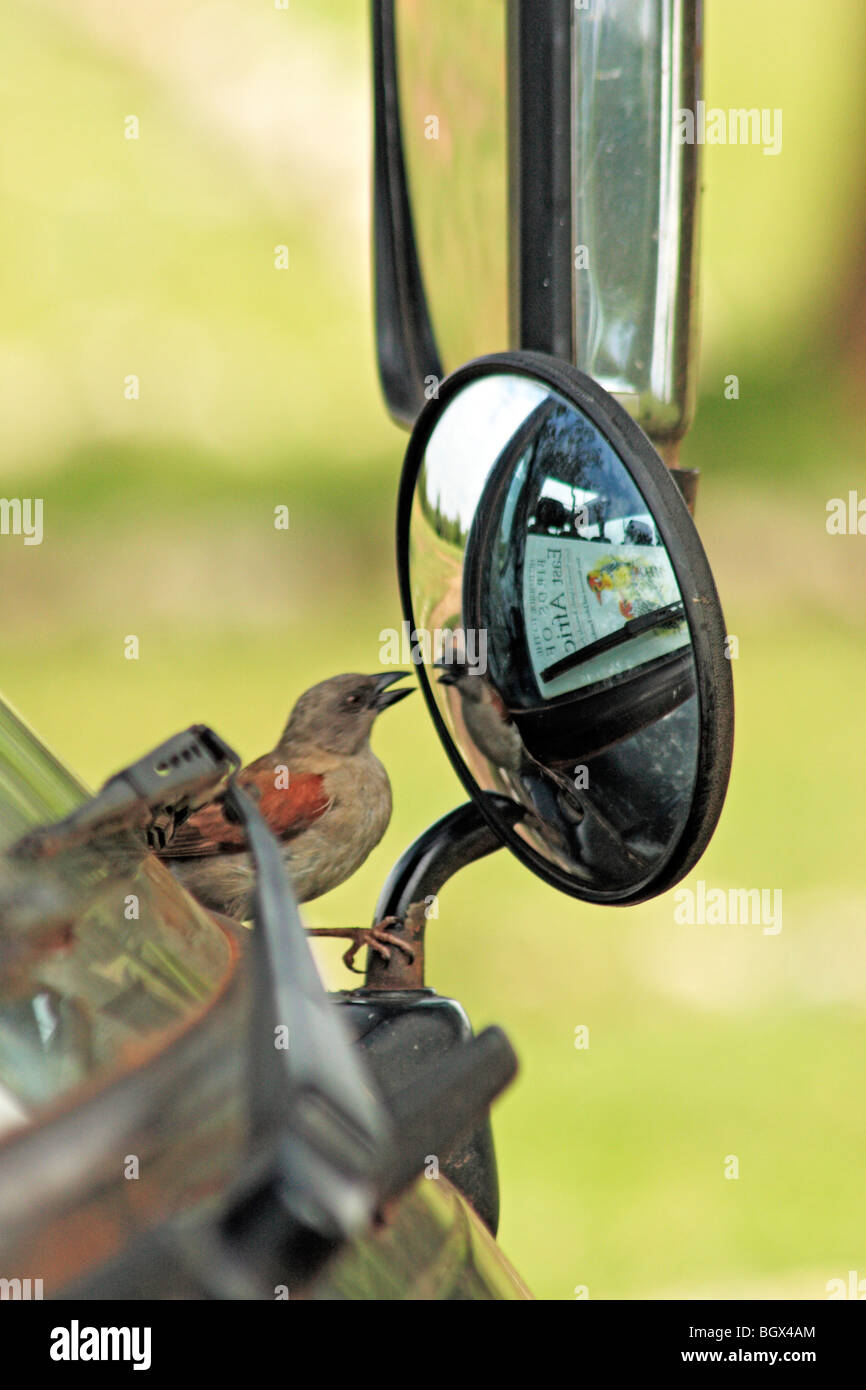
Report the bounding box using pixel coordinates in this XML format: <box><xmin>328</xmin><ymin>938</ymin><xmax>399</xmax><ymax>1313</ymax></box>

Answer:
<box><xmin>221</xmin><ymin>780</ymin><xmax>392</xmax><ymax>1274</ymax></box>
<box><xmin>538</xmin><ymin>601</ymin><xmax>686</xmax><ymax>684</ymax></box>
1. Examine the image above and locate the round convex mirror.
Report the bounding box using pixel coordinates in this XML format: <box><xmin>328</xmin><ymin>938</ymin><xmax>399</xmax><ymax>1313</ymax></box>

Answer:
<box><xmin>397</xmin><ymin>352</ymin><xmax>734</xmax><ymax>904</ymax></box>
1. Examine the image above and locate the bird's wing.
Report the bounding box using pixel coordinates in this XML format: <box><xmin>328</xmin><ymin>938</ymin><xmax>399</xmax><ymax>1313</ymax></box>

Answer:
<box><xmin>158</xmin><ymin>764</ymin><xmax>331</xmax><ymax>859</ymax></box>
<box><xmin>242</xmin><ymin>760</ymin><xmax>333</xmax><ymax>839</ymax></box>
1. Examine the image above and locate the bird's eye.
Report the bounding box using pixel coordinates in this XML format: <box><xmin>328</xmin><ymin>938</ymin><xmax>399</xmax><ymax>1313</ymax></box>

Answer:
<box><xmin>345</xmin><ymin>694</ymin><xmax>360</xmax><ymax>706</ymax></box>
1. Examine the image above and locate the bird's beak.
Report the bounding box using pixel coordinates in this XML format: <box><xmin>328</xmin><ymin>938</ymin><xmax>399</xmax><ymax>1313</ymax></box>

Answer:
<box><xmin>434</xmin><ymin>659</ymin><xmax>464</xmax><ymax>686</ymax></box>
<box><xmin>370</xmin><ymin>670</ymin><xmax>414</xmax><ymax>710</ymax></box>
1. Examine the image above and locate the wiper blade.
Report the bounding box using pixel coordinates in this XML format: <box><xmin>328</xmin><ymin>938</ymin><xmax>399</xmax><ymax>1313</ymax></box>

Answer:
<box><xmin>538</xmin><ymin>601</ymin><xmax>686</xmax><ymax>684</ymax></box>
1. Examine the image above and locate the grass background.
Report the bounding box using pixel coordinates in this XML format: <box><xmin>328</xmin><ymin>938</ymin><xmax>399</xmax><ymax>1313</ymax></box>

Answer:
<box><xmin>1</xmin><ymin>0</ymin><xmax>865</xmax><ymax>1298</ymax></box>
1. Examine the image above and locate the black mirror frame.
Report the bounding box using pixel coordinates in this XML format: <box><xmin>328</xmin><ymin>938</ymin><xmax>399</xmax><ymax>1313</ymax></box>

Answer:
<box><xmin>395</xmin><ymin>350</ymin><xmax>735</xmax><ymax>906</ymax></box>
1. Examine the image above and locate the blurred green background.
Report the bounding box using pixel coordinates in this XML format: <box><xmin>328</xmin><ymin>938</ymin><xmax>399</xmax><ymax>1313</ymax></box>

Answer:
<box><xmin>2</xmin><ymin>0</ymin><xmax>865</xmax><ymax>1299</ymax></box>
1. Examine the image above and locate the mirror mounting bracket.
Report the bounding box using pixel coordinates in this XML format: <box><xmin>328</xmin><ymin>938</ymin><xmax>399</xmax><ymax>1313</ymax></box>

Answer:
<box><xmin>363</xmin><ymin>795</ymin><xmax>525</xmax><ymax>991</ymax></box>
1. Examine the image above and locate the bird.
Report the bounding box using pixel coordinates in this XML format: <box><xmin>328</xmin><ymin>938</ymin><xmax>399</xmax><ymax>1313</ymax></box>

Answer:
<box><xmin>436</xmin><ymin>660</ymin><xmax>652</xmax><ymax>882</ymax></box>
<box><xmin>436</xmin><ymin>658</ymin><xmax>607</xmax><ymax>860</ymax></box>
<box><xmin>156</xmin><ymin>671</ymin><xmax>414</xmax><ymax>971</ymax></box>
<box><xmin>436</xmin><ymin>659</ymin><xmax>524</xmax><ymax>774</ymax></box>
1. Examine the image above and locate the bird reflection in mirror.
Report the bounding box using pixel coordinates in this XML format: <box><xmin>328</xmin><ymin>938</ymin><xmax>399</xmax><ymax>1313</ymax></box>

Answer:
<box><xmin>435</xmin><ymin>654</ymin><xmax>653</xmax><ymax>885</ymax></box>
<box><xmin>435</xmin><ymin>656</ymin><xmax>585</xmax><ymax>864</ymax></box>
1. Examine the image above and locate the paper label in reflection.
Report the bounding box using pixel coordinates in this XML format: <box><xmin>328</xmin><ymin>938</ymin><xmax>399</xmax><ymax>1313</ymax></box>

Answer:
<box><xmin>522</xmin><ymin>535</ymin><xmax>689</xmax><ymax>697</ymax></box>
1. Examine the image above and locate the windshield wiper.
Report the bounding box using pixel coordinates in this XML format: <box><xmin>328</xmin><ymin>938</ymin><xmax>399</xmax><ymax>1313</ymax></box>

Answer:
<box><xmin>47</xmin><ymin>733</ymin><xmax>517</xmax><ymax>1298</ymax></box>
<box><xmin>217</xmin><ymin>779</ymin><xmax>518</xmax><ymax>1286</ymax></box>
<box><xmin>538</xmin><ymin>600</ymin><xmax>686</xmax><ymax>683</ymax></box>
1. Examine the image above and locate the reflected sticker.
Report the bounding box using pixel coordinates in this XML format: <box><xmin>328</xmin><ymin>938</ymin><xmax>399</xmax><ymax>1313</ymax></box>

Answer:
<box><xmin>523</xmin><ymin>536</ymin><xmax>689</xmax><ymax>696</ymax></box>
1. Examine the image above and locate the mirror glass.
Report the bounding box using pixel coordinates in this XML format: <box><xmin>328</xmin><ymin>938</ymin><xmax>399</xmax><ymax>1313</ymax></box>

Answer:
<box><xmin>395</xmin><ymin>0</ymin><xmax>509</xmax><ymax>372</ymax></box>
<box><xmin>403</xmin><ymin>367</ymin><xmax>719</xmax><ymax>902</ymax></box>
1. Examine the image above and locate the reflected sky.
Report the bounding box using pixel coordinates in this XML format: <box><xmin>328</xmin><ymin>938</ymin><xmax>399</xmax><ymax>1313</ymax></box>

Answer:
<box><xmin>424</xmin><ymin>375</ymin><xmax>547</xmax><ymax>533</ymax></box>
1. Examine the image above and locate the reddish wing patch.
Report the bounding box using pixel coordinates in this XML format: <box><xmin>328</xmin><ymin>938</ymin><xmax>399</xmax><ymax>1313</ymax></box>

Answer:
<box><xmin>246</xmin><ymin>766</ymin><xmax>331</xmax><ymax>841</ymax></box>
<box><xmin>158</xmin><ymin>766</ymin><xmax>330</xmax><ymax>859</ymax></box>
<box><xmin>489</xmin><ymin>688</ymin><xmax>510</xmax><ymax>722</ymax></box>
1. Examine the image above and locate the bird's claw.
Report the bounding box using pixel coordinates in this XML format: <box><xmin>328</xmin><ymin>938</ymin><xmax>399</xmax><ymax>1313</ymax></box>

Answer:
<box><xmin>305</xmin><ymin>920</ymin><xmax>415</xmax><ymax>974</ymax></box>
<box><xmin>343</xmin><ymin>918</ymin><xmax>415</xmax><ymax>975</ymax></box>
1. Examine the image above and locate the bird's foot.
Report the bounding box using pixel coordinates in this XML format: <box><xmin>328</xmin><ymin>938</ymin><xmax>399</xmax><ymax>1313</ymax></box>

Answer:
<box><xmin>306</xmin><ymin>918</ymin><xmax>415</xmax><ymax>975</ymax></box>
